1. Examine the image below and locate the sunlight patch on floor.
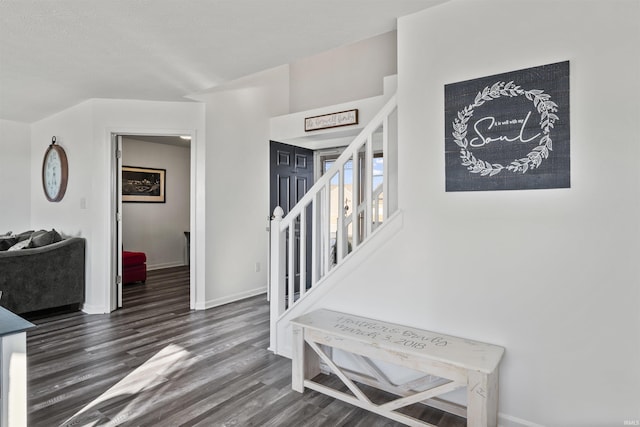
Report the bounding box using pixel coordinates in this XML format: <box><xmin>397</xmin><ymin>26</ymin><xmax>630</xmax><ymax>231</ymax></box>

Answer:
<box><xmin>62</xmin><ymin>344</ymin><xmax>194</xmax><ymax>426</ymax></box>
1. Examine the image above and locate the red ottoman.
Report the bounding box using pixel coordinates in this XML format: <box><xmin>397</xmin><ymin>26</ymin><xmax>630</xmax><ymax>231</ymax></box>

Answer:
<box><xmin>123</xmin><ymin>251</ymin><xmax>147</xmax><ymax>284</ymax></box>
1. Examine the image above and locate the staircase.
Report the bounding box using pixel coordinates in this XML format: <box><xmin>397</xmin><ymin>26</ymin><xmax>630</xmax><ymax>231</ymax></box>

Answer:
<box><xmin>269</xmin><ymin>94</ymin><xmax>399</xmax><ymax>355</ymax></box>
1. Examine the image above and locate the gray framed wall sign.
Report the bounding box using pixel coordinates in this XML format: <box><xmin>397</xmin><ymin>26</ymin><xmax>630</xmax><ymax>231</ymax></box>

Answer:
<box><xmin>444</xmin><ymin>61</ymin><xmax>570</xmax><ymax>191</ymax></box>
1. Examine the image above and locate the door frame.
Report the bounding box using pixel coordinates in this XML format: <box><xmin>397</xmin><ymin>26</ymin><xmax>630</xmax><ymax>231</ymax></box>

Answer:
<box><xmin>314</xmin><ymin>147</ymin><xmax>345</xmax><ymax>182</ymax></box>
<box><xmin>109</xmin><ymin>129</ymin><xmax>200</xmax><ymax>312</ymax></box>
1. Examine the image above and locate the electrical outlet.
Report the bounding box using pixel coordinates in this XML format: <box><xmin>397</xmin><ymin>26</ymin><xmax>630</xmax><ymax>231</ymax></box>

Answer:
<box><xmin>255</xmin><ymin>262</ymin><xmax>260</xmax><ymax>272</ymax></box>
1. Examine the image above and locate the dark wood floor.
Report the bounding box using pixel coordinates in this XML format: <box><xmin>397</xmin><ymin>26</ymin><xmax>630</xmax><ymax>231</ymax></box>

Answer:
<box><xmin>26</xmin><ymin>266</ymin><xmax>466</xmax><ymax>426</ymax></box>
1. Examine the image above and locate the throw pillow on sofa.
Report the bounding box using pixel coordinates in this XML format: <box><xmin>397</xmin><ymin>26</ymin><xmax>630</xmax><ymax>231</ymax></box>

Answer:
<box><xmin>7</xmin><ymin>239</ymin><xmax>31</xmax><ymax>251</ymax></box>
<box><xmin>15</xmin><ymin>230</ymin><xmax>34</xmax><ymax>242</ymax></box>
<box><xmin>0</xmin><ymin>237</ymin><xmax>18</xmax><ymax>251</ymax></box>
<box><xmin>29</xmin><ymin>229</ymin><xmax>63</xmax><ymax>248</ymax></box>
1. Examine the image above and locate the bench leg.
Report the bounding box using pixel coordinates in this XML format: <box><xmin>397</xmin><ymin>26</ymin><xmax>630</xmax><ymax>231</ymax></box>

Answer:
<box><xmin>292</xmin><ymin>325</ymin><xmax>305</xmax><ymax>392</ymax></box>
<box><xmin>467</xmin><ymin>370</ymin><xmax>499</xmax><ymax>427</ymax></box>
<box><xmin>291</xmin><ymin>325</ymin><xmax>321</xmax><ymax>393</ymax></box>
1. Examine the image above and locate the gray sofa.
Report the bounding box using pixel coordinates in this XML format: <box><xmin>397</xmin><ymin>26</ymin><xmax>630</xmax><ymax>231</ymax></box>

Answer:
<box><xmin>0</xmin><ymin>237</ymin><xmax>85</xmax><ymax>314</ymax></box>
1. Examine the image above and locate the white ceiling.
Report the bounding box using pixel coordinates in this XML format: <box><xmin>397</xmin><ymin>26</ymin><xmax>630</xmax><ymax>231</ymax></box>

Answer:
<box><xmin>0</xmin><ymin>0</ymin><xmax>446</xmax><ymax>123</ymax></box>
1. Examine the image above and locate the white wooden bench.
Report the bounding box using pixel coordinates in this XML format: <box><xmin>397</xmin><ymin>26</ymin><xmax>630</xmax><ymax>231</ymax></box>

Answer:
<box><xmin>291</xmin><ymin>309</ymin><xmax>505</xmax><ymax>427</ymax></box>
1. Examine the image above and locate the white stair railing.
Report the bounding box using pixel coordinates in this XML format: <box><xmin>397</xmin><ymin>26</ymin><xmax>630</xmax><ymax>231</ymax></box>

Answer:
<box><xmin>270</xmin><ymin>95</ymin><xmax>398</xmax><ymax>351</ymax></box>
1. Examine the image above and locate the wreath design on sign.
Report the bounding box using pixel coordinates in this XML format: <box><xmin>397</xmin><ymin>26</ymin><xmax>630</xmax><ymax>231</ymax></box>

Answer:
<box><xmin>452</xmin><ymin>81</ymin><xmax>559</xmax><ymax>176</ymax></box>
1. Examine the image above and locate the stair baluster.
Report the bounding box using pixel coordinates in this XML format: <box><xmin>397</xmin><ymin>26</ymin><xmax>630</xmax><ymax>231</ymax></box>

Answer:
<box><xmin>270</xmin><ymin>95</ymin><xmax>397</xmax><ymax>353</ymax></box>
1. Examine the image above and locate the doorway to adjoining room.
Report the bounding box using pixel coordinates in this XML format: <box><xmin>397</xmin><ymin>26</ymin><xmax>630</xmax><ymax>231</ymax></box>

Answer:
<box><xmin>116</xmin><ymin>134</ymin><xmax>192</xmax><ymax>309</ymax></box>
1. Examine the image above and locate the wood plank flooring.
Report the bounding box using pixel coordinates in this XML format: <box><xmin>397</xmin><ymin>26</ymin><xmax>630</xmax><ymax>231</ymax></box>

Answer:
<box><xmin>26</xmin><ymin>266</ymin><xmax>466</xmax><ymax>426</ymax></box>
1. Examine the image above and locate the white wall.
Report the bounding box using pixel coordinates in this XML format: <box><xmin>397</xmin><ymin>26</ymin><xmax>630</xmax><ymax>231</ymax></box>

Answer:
<box><xmin>301</xmin><ymin>1</ymin><xmax>640</xmax><ymax>425</ymax></box>
<box><xmin>122</xmin><ymin>137</ymin><xmax>190</xmax><ymax>269</ymax></box>
<box><xmin>0</xmin><ymin>120</ymin><xmax>31</xmax><ymax>232</ymax></box>
<box><xmin>30</xmin><ymin>103</ymin><xmax>94</xmax><ymax>237</ymax></box>
<box><xmin>190</xmin><ymin>66</ymin><xmax>289</xmax><ymax>308</ymax></box>
<box><xmin>289</xmin><ymin>31</ymin><xmax>397</xmax><ymax>113</ymax></box>
<box><xmin>31</xmin><ymin>99</ymin><xmax>205</xmax><ymax>313</ymax></box>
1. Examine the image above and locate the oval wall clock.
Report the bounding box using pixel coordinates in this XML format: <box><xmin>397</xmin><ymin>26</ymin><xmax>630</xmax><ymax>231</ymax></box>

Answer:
<box><xmin>42</xmin><ymin>136</ymin><xmax>69</xmax><ymax>202</ymax></box>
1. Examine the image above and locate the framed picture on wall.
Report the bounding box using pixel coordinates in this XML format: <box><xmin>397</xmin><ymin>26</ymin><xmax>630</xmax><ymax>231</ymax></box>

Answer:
<box><xmin>444</xmin><ymin>61</ymin><xmax>570</xmax><ymax>191</ymax></box>
<box><xmin>122</xmin><ymin>166</ymin><xmax>166</xmax><ymax>203</ymax></box>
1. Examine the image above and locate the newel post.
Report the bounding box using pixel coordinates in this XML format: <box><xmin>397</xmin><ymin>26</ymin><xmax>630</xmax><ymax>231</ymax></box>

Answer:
<box><xmin>269</xmin><ymin>206</ymin><xmax>286</xmax><ymax>353</ymax></box>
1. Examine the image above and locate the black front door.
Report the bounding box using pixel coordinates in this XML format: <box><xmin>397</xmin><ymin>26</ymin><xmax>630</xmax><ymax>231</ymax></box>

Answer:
<box><xmin>270</xmin><ymin>141</ymin><xmax>314</xmax><ymax>294</ymax></box>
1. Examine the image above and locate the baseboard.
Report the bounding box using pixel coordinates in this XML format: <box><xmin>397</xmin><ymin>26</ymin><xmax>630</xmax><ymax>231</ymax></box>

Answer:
<box><xmin>498</xmin><ymin>413</ymin><xmax>546</xmax><ymax>427</ymax></box>
<box><xmin>203</xmin><ymin>286</ymin><xmax>267</xmax><ymax>309</ymax></box>
<box><xmin>81</xmin><ymin>303</ymin><xmax>109</xmax><ymax>314</ymax></box>
<box><xmin>147</xmin><ymin>261</ymin><xmax>186</xmax><ymax>271</ymax></box>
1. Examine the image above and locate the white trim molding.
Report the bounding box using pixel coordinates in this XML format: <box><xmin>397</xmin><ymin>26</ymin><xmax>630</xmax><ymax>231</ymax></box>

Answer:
<box><xmin>203</xmin><ymin>287</ymin><xmax>267</xmax><ymax>310</ymax></box>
